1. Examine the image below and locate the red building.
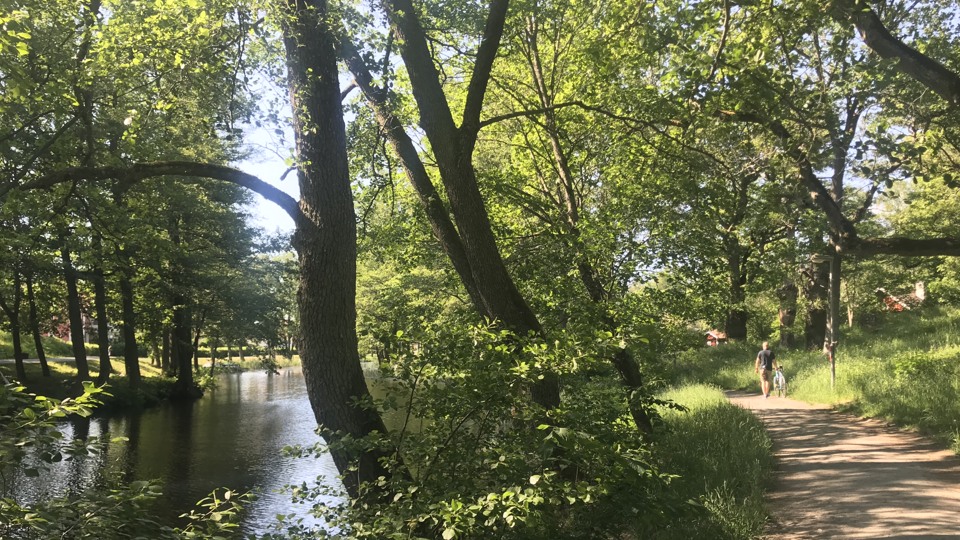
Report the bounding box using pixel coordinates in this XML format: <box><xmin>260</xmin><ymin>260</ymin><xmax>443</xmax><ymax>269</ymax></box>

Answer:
<box><xmin>706</xmin><ymin>330</ymin><xmax>728</xmax><ymax>347</ymax></box>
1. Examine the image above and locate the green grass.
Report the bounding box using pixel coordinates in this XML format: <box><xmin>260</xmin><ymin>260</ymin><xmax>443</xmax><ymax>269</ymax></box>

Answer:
<box><xmin>644</xmin><ymin>384</ymin><xmax>774</xmax><ymax>540</ymax></box>
<box><xmin>0</xmin><ymin>334</ymin><xmax>99</xmax><ymax>359</ymax></box>
<box><xmin>665</xmin><ymin>306</ymin><xmax>960</xmax><ymax>451</ymax></box>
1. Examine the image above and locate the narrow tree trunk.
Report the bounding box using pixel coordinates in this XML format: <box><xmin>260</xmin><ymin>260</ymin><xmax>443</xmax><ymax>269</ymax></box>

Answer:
<box><xmin>0</xmin><ymin>272</ymin><xmax>27</xmax><ymax>381</ymax></box>
<box><xmin>114</xmin><ymin>190</ymin><xmax>141</xmax><ymax>387</ymax></box>
<box><xmin>119</xmin><ymin>270</ymin><xmax>141</xmax><ymax>387</ymax></box>
<box><xmin>161</xmin><ymin>327</ymin><xmax>171</xmax><ymax>375</ymax></box>
<box><xmin>26</xmin><ymin>273</ymin><xmax>50</xmax><ymax>377</ymax></box>
<box><xmin>93</xmin><ymin>264</ymin><xmax>112</xmax><ymax>385</ymax></box>
<box><xmin>60</xmin><ymin>236</ymin><xmax>90</xmax><ymax>379</ymax></box>
<box><xmin>191</xmin><ymin>311</ymin><xmax>205</xmax><ymax>372</ymax></box>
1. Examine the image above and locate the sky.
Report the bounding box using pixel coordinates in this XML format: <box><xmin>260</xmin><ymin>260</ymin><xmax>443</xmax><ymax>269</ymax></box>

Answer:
<box><xmin>236</xmin><ymin>124</ymin><xmax>297</xmax><ymax>236</ymax></box>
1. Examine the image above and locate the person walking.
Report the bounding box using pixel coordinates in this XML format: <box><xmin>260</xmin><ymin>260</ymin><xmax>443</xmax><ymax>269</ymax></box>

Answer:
<box><xmin>755</xmin><ymin>341</ymin><xmax>776</xmax><ymax>398</ymax></box>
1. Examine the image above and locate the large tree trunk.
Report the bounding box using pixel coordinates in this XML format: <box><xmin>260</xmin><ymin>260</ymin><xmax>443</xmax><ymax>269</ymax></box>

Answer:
<box><xmin>724</xmin><ymin>246</ymin><xmax>749</xmax><ymax>341</ymax></box>
<box><xmin>777</xmin><ymin>279</ymin><xmax>799</xmax><ymax>349</ymax></box>
<box><xmin>280</xmin><ymin>0</ymin><xmax>393</xmax><ymax>498</ymax></box>
<box><xmin>26</xmin><ymin>273</ymin><xmax>50</xmax><ymax>377</ymax></box>
<box><xmin>60</xmin><ymin>236</ymin><xmax>90</xmax><ymax>379</ymax></box>
<box><xmin>170</xmin><ymin>299</ymin><xmax>198</xmax><ymax>398</ymax></box>
<box><xmin>803</xmin><ymin>262</ymin><xmax>830</xmax><ymax>350</ymax></box>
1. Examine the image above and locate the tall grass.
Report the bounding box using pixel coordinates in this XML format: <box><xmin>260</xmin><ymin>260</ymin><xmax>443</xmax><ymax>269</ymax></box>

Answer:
<box><xmin>664</xmin><ymin>307</ymin><xmax>960</xmax><ymax>450</ymax></box>
<box><xmin>642</xmin><ymin>384</ymin><xmax>774</xmax><ymax>540</ymax></box>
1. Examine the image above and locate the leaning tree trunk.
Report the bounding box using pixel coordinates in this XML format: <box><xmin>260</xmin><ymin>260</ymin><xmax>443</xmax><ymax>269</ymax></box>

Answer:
<box><xmin>280</xmin><ymin>0</ymin><xmax>394</xmax><ymax>498</ymax></box>
<box><xmin>26</xmin><ymin>273</ymin><xmax>50</xmax><ymax>377</ymax></box>
<box><xmin>60</xmin><ymin>236</ymin><xmax>90</xmax><ymax>379</ymax></box>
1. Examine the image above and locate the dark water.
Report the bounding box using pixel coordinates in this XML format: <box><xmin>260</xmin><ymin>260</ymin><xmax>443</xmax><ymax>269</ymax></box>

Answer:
<box><xmin>6</xmin><ymin>366</ymin><xmax>341</xmax><ymax>534</ymax></box>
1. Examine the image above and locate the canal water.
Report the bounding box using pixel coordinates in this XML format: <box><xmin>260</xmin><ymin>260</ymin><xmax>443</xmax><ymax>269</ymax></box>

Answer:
<box><xmin>5</xmin><ymin>366</ymin><xmax>341</xmax><ymax>534</ymax></box>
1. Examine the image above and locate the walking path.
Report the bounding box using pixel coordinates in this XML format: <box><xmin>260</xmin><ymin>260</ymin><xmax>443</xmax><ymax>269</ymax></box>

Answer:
<box><xmin>728</xmin><ymin>391</ymin><xmax>960</xmax><ymax>539</ymax></box>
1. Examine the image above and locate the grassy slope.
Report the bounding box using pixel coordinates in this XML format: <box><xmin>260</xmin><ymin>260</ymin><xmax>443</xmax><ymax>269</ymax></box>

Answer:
<box><xmin>661</xmin><ymin>306</ymin><xmax>960</xmax><ymax>451</ymax></box>
<box><xmin>647</xmin><ymin>385</ymin><xmax>774</xmax><ymax>540</ymax></box>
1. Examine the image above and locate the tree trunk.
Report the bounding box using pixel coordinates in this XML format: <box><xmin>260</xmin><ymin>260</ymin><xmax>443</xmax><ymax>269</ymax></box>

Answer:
<box><xmin>60</xmin><ymin>236</ymin><xmax>90</xmax><ymax>379</ymax></box>
<box><xmin>280</xmin><ymin>0</ymin><xmax>394</xmax><ymax>498</ymax></box>
<box><xmin>803</xmin><ymin>262</ymin><xmax>829</xmax><ymax>349</ymax></box>
<box><xmin>93</xmin><ymin>261</ymin><xmax>112</xmax><ymax>386</ymax></box>
<box><xmin>119</xmin><ymin>269</ymin><xmax>141</xmax><ymax>387</ymax></box>
<box><xmin>724</xmin><ymin>248</ymin><xmax>749</xmax><ymax>341</ymax></box>
<box><xmin>170</xmin><ymin>299</ymin><xmax>198</xmax><ymax>398</ymax></box>
<box><xmin>0</xmin><ymin>272</ymin><xmax>27</xmax><ymax>382</ymax></box>
<box><xmin>161</xmin><ymin>327</ymin><xmax>172</xmax><ymax>376</ymax></box>
<box><xmin>386</xmin><ymin>0</ymin><xmax>560</xmax><ymax>408</ymax></box>
<box><xmin>114</xmin><ymin>190</ymin><xmax>141</xmax><ymax>387</ymax></box>
<box><xmin>191</xmin><ymin>311</ymin><xmax>205</xmax><ymax>371</ymax></box>
<box><xmin>26</xmin><ymin>273</ymin><xmax>51</xmax><ymax>377</ymax></box>
<box><xmin>777</xmin><ymin>279</ymin><xmax>799</xmax><ymax>349</ymax></box>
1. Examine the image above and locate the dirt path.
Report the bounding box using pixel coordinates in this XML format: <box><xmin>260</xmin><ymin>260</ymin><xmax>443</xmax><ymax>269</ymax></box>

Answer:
<box><xmin>728</xmin><ymin>391</ymin><xmax>960</xmax><ymax>539</ymax></box>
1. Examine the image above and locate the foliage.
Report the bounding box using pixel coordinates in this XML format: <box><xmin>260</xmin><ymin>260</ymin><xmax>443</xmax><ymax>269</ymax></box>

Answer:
<box><xmin>272</xmin><ymin>324</ymin><xmax>681</xmax><ymax>539</ymax></box>
<box><xmin>650</xmin><ymin>385</ymin><xmax>773</xmax><ymax>539</ymax></box>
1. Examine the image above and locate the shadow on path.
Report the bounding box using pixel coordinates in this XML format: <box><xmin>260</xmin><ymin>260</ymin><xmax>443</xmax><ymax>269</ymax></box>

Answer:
<box><xmin>728</xmin><ymin>391</ymin><xmax>960</xmax><ymax>539</ymax></box>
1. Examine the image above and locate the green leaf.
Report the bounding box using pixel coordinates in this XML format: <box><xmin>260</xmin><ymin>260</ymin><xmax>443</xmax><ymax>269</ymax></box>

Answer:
<box><xmin>442</xmin><ymin>528</ymin><xmax>455</xmax><ymax>540</ymax></box>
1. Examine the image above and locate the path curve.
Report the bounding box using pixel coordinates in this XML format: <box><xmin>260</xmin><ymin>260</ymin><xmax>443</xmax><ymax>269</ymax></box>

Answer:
<box><xmin>728</xmin><ymin>391</ymin><xmax>960</xmax><ymax>539</ymax></box>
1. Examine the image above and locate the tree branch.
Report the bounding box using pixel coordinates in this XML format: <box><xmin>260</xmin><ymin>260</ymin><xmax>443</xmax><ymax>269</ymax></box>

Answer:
<box><xmin>852</xmin><ymin>237</ymin><xmax>960</xmax><ymax>256</ymax></box>
<box><xmin>460</xmin><ymin>0</ymin><xmax>511</xmax><ymax>146</ymax></box>
<box><xmin>717</xmin><ymin>110</ymin><xmax>860</xmax><ymax>244</ymax></box>
<box><xmin>834</xmin><ymin>0</ymin><xmax>960</xmax><ymax>105</ymax></box>
<box><xmin>7</xmin><ymin>162</ymin><xmax>305</xmax><ymax>225</ymax></box>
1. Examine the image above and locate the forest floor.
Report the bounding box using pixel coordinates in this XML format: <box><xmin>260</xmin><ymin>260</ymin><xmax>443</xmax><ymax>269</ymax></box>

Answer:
<box><xmin>727</xmin><ymin>391</ymin><xmax>960</xmax><ymax>539</ymax></box>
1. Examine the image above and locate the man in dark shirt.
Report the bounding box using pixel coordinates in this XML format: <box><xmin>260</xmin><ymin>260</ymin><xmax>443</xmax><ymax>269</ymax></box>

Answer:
<box><xmin>754</xmin><ymin>341</ymin><xmax>776</xmax><ymax>398</ymax></box>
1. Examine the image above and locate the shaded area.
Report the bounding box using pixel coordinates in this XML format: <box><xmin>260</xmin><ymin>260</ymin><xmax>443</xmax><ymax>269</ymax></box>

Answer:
<box><xmin>729</xmin><ymin>392</ymin><xmax>960</xmax><ymax>539</ymax></box>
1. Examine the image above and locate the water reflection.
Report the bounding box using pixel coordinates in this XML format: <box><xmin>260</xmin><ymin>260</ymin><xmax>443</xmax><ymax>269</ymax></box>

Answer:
<box><xmin>5</xmin><ymin>366</ymin><xmax>340</xmax><ymax>534</ymax></box>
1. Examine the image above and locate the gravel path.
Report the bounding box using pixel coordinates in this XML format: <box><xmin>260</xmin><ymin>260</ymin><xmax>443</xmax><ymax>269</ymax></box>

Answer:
<box><xmin>728</xmin><ymin>391</ymin><xmax>960</xmax><ymax>539</ymax></box>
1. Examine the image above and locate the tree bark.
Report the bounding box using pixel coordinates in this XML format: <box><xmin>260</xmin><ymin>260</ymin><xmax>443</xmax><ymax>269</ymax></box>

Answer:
<box><xmin>161</xmin><ymin>326</ymin><xmax>172</xmax><ymax>376</ymax></box>
<box><xmin>118</xmin><ymin>267</ymin><xmax>141</xmax><ymax>387</ymax></box>
<box><xmin>803</xmin><ymin>262</ymin><xmax>829</xmax><ymax>350</ymax></box>
<box><xmin>26</xmin><ymin>273</ymin><xmax>50</xmax><ymax>377</ymax></box>
<box><xmin>385</xmin><ymin>0</ymin><xmax>560</xmax><ymax>408</ymax></box>
<box><xmin>0</xmin><ymin>272</ymin><xmax>27</xmax><ymax>382</ymax></box>
<box><xmin>280</xmin><ymin>0</ymin><xmax>394</xmax><ymax>498</ymax></box>
<box><xmin>777</xmin><ymin>280</ymin><xmax>798</xmax><ymax>349</ymax></box>
<box><xmin>724</xmin><ymin>244</ymin><xmax>749</xmax><ymax>341</ymax></box>
<box><xmin>833</xmin><ymin>0</ymin><xmax>960</xmax><ymax>105</ymax></box>
<box><xmin>93</xmin><ymin>264</ymin><xmax>112</xmax><ymax>385</ymax></box>
<box><xmin>60</xmin><ymin>235</ymin><xmax>90</xmax><ymax>379</ymax></box>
